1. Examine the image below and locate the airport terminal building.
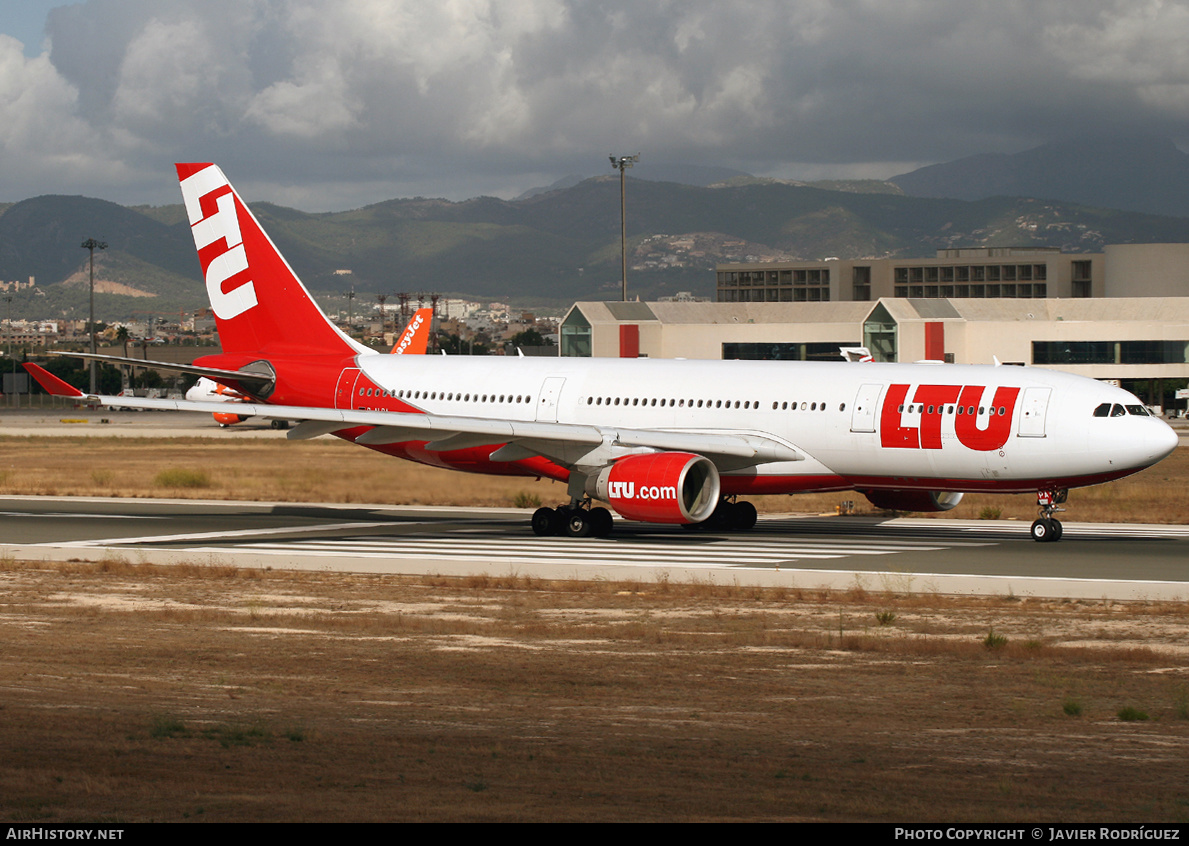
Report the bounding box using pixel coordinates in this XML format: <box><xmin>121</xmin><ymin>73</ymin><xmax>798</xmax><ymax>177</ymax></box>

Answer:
<box><xmin>714</xmin><ymin>244</ymin><xmax>1189</xmax><ymax>302</ymax></box>
<box><xmin>559</xmin><ymin>244</ymin><xmax>1189</xmax><ymax>413</ymax></box>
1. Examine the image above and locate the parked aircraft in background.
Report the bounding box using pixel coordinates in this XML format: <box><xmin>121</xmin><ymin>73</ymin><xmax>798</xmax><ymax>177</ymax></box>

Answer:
<box><xmin>25</xmin><ymin>164</ymin><xmax>1179</xmax><ymax>542</ymax></box>
<box><xmin>184</xmin><ymin>376</ymin><xmax>256</xmax><ymax>427</ymax></box>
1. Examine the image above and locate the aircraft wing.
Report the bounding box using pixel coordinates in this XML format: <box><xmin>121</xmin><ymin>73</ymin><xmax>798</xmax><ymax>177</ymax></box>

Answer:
<box><xmin>24</xmin><ymin>363</ymin><xmax>800</xmax><ymax>470</ymax></box>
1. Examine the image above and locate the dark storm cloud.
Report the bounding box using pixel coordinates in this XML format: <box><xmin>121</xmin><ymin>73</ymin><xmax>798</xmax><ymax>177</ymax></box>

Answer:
<box><xmin>2</xmin><ymin>0</ymin><xmax>1189</xmax><ymax>208</ymax></box>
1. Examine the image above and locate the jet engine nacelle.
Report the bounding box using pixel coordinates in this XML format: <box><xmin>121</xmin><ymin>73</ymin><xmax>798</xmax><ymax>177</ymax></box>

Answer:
<box><xmin>589</xmin><ymin>452</ymin><xmax>721</xmax><ymax>524</ymax></box>
<box><xmin>862</xmin><ymin>489</ymin><xmax>964</xmax><ymax>512</ymax></box>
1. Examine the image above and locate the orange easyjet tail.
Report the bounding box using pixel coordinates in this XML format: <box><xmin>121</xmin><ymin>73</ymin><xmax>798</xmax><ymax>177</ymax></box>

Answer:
<box><xmin>390</xmin><ymin>307</ymin><xmax>434</xmax><ymax>355</ymax></box>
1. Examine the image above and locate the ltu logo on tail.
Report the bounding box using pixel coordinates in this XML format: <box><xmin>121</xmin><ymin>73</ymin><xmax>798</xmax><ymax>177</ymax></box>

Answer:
<box><xmin>179</xmin><ymin>165</ymin><xmax>258</xmax><ymax>320</ymax></box>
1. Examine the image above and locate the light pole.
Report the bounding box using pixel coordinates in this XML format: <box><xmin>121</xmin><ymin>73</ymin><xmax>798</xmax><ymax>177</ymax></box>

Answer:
<box><xmin>609</xmin><ymin>154</ymin><xmax>639</xmax><ymax>302</ymax></box>
<box><xmin>81</xmin><ymin>238</ymin><xmax>107</xmax><ymax>394</ymax></box>
<box><xmin>4</xmin><ymin>295</ymin><xmax>11</xmax><ymax>407</ymax></box>
<box><xmin>377</xmin><ymin>294</ymin><xmax>388</xmax><ymax>345</ymax></box>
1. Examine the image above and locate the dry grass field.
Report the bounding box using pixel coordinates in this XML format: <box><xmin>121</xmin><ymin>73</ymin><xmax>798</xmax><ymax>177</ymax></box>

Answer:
<box><xmin>1</xmin><ymin>435</ymin><xmax>1186</xmax><ymax>524</ymax></box>
<box><xmin>1</xmin><ymin>559</ymin><xmax>1188</xmax><ymax>823</ymax></box>
<box><xmin>1</xmin><ymin>435</ymin><xmax>1187</xmax><ymax>822</ymax></box>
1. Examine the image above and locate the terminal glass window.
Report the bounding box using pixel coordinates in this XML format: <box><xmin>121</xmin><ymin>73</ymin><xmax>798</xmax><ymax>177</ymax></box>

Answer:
<box><xmin>723</xmin><ymin>342</ymin><xmax>855</xmax><ymax>361</ymax></box>
<box><xmin>863</xmin><ymin>303</ymin><xmax>897</xmax><ymax>362</ymax></box>
<box><xmin>1033</xmin><ymin>340</ymin><xmax>1189</xmax><ymax>365</ymax></box>
<box><xmin>560</xmin><ymin>309</ymin><xmax>592</xmax><ymax>357</ymax></box>
<box><xmin>1120</xmin><ymin>341</ymin><xmax>1189</xmax><ymax>365</ymax></box>
<box><xmin>852</xmin><ymin>266</ymin><xmax>871</xmax><ymax>301</ymax></box>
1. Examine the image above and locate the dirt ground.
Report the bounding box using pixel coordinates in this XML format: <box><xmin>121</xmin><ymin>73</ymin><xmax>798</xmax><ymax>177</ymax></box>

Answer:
<box><xmin>1</xmin><ymin>431</ymin><xmax>1187</xmax><ymax>821</ymax></box>
<box><xmin>1</xmin><ymin>560</ymin><xmax>1188</xmax><ymax>823</ymax></box>
<box><xmin>1</xmin><ymin>435</ymin><xmax>1187</xmax><ymax>524</ymax></box>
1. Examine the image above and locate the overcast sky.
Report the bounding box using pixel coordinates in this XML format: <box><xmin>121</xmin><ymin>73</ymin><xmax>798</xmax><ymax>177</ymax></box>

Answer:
<box><xmin>3</xmin><ymin>0</ymin><xmax>1189</xmax><ymax>211</ymax></box>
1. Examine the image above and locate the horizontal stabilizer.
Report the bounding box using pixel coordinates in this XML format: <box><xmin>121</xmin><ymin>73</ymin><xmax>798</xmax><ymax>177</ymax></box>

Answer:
<box><xmin>22</xmin><ymin>363</ymin><xmax>86</xmax><ymax>398</ymax></box>
<box><xmin>44</xmin><ymin>351</ymin><xmax>276</xmax><ymax>396</ymax></box>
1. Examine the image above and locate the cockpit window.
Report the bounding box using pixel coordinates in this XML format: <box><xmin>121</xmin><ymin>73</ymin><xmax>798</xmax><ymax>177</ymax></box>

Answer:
<box><xmin>1095</xmin><ymin>402</ymin><xmax>1150</xmax><ymax>418</ymax></box>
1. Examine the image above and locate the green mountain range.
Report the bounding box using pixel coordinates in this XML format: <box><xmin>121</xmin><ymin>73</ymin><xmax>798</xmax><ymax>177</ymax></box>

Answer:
<box><xmin>4</xmin><ymin>174</ymin><xmax>1189</xmax><ymax>320</ymax></box>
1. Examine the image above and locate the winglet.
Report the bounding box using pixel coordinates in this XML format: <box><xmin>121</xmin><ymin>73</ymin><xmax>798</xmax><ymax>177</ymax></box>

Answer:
<box><xmin>23</xmin><ymin>363</ymin><xmax>87</xmax><ymax>398</ymax></box>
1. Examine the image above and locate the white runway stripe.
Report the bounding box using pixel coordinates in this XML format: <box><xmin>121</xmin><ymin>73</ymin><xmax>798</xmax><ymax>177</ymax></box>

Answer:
<box><xmin>954</xmin><ymin>524</ymin><xmax>1189</xmax><ymax>538</ymax></box>
<box><xmin>216</xmin><ymin>535</ymin><xmax>960</xmax><ymax>567</ymax></box>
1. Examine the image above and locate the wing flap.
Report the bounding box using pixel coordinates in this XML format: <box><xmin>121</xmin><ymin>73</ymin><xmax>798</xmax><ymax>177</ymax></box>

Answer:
<box><xmin>31</xmin><ymin>387</ymin><xmax>799</xmax><ymax>469</ymax></box>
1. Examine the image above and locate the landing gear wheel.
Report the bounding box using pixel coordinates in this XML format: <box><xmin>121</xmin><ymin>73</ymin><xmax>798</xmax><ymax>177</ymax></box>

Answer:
<box><xmin>564</xmin><ymin>509</ymin><xmax>592</xmax><ymax>538</ymax></box>
<box><xmin>587</xmin><ymin>507</ymin><xmax>613</xmax><ymax>538</ymax></box>
<box><xmin>1034</xmin><ymin>489</ymin><xmax>1067</xmax><ymax>542</ymax></box>
<box><xmin>685</xmin><ymin>498</ymin><xmax>758</xmax><ymax>532</ymax></box>
<box><xmin>705</xmin><ymin>500</ymin><xmax>733</xmax><ymax>530</ymax></box>
<box><xmin>531</xmin><ymin>507</ymin><xmax>559</xmax><ymax>536</ymax></box>
<box><xmin>1031</xmin><ymin>518</ymin><xmax>1057</xmax><ymax>543</ymax></box>
<box><xmin>730</xmin><ymin>501</ymin><xmax>758</xmax><ymax>532</ymax></box>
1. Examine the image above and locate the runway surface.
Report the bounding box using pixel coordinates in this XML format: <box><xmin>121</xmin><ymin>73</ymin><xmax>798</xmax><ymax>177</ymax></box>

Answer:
<box><xmin>3</xmin><ymin>495</ymin><xmax>1187</xmax><ymax>600</ymax></box>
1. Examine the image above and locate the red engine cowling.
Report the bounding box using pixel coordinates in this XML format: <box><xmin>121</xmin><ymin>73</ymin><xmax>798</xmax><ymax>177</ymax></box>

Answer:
<box><xmin>862</xmin><ymin>489</ymin><xmax>964</xmax><ymax>512</ymax></box>
<box><xmin>589</xmin><ymin>452</ymin><xmax>721</xmax><ymax>524</ymax></box>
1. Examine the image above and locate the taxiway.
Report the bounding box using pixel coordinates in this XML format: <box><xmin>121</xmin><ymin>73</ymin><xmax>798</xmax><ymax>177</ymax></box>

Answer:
<box><xmin>2</xmin><ymin>495</ymin><xmax>1186</xmax><ymax>600</ymax></box>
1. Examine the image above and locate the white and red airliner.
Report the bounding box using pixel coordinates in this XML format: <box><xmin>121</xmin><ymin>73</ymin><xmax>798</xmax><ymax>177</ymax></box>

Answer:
<box><xmin>25</xmin><ymin>164</ymin><xmax>1179</xmax><ymax>542</ymax></box>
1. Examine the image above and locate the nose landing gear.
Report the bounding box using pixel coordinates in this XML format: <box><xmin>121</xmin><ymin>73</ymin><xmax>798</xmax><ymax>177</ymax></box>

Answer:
<box><xmin>1030</xmin><ymin>489</ymin><xmax>1067</xmax><ymax>542</ymax></box>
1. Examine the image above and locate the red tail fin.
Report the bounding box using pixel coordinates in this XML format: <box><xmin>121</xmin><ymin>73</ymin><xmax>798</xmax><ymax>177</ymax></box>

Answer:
<box><xmin>176</xmin><ymin>163</ymin><xmax>366</xmax><ymax>360</ymax></box>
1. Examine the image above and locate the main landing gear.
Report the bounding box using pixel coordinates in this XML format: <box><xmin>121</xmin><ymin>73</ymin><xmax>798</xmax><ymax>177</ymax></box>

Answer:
<box><xmin>532</xmin><ymin>500</ymin><xmax>614</xmax><ymax>538</ymax></box>
<box><xmin>681</xmin><ymin>496</ymin><xmax>758</xmax><ymax>533</ymax></box>
<box><xmin>1030</xmin><ymin>488</ymin><xmax>1067</xmax><ymax>543</ymax></box>
<box><xmin>530</xmin><ymin>496</ymin><xmax>760</xmax><ymax>538</ymax></box>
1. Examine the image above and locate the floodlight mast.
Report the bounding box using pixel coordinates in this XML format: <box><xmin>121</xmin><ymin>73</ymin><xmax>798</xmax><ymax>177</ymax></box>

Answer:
<box><xmin>81</xmin><ymin>238</ymin><xmax>108</xmax><ymax>394</ymax></box>
<box><xmin>609</xmin><ymin>154</ymin><xmax>640</xmax><ymax>302</ymax></box>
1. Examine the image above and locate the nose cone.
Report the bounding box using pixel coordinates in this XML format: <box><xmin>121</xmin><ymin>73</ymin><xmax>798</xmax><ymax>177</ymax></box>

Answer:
<box><xmin>1086</xmin><ymin>414</ymin><xmax>1179</xmax><ymax>479</ymax></box>
<box><xmin>1123</xmin><ymin>417</ymin><xmax>1180</xmax><ymax>471</ymax></box>
<box><xmin>1151</xmin><ymin>418</ymin><xmax>1180</xmax><ymax>463</ymax></box>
